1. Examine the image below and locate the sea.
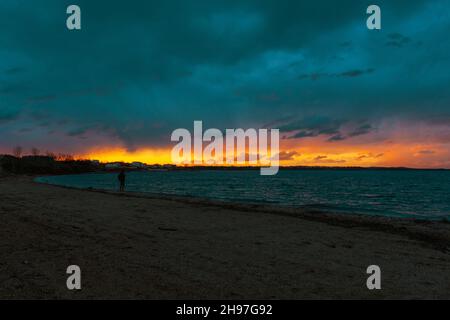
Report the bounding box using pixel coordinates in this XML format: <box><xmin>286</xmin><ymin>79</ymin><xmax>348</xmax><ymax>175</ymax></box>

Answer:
<box><xmin>36</xmin><ymin>169</ymin><xmax>450</xmax><ymax>220</ymax></box>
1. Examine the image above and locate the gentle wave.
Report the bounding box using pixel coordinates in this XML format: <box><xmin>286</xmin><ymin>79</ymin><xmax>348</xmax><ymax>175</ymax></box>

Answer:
<box><xmin>36</xmin><ymin>169</ymin><xmax>450</xmax><ymax>220</ymax></box>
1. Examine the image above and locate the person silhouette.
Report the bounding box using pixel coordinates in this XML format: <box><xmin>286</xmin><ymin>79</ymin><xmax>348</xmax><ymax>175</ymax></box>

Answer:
<box><xmin>118</xmin><ymin>169</ymin><xmax>126</xmax><ymax>192</ymax></box>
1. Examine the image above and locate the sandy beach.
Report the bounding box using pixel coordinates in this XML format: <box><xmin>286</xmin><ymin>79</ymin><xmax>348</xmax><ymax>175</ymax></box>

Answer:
<box><xmin>1</xmin><ymin>175</ymin><xmax>450</xmax><ymax>299</ymax></box>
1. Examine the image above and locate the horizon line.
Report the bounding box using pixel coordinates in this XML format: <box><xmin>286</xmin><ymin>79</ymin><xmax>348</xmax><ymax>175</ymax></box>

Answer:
<box><xmin>2</xmin><ymin>153</ymin><xmax>449</xmax><ymax>171</ymax></box>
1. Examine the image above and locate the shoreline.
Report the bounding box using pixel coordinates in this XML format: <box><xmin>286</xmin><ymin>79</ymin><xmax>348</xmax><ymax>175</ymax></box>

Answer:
<box><xmin>1</xmin><ymin>175</ymin><xmax>450</xmax><ymax>299</ymax></box>
<box><xmin>34</xmin><ymin>170</ymin><xmax>450</xmax><ymax>223</ymax></box>
<box><xmin>35</xmin><ymin>175</ymin><xmax>450</xmax><ymax>222</ymax></box>
<box><xmin>34</xmin><ymin>178</ymin><xmax>450</xmax><ymax>254</ymax></box>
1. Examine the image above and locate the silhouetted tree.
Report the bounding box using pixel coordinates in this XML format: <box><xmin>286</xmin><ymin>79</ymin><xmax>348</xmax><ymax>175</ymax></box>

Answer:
<box><xmin>57</xmin><ymin>153</ymin><xmax>74</xmax><ymax>161</ymax></box>
<box><xmin>13</xmin><ymin>146</ymin><xmax>22</xmax><ymax>158</ymax></box>
<box><xmin>31</xmin><ymin>147</ymin><xmax>40</xmax><ymax>156</ymax></box>
<box><xmin>45</xmin><ymin>151</ymin><xmax>56</xmax><ymax>160</ymax></box>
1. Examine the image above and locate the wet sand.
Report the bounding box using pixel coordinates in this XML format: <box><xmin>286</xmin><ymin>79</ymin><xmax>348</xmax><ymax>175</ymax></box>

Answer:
<box><xmin>1</xmin><ymin>175</ymin><xmax>450</xmax><ymax>299</ymax></box>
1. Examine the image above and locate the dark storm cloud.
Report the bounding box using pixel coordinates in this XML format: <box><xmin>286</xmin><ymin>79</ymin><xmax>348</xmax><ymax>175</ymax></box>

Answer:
<box><xmin>279</xmin><ymin>117</ymin><xmax>377</xmax><ymax>142</ymax></box>
<box><xmin>313</xmin><ymin>155</ymin><xmax>346</xmax><ymax>164</ymax></box>
<box><xmin>0</xmin><ymin>109</ymin><xmax>19</xmax><ymax>123</ymax></box>
<box><xmin>279</xmin><ymin>116</ymin><xmax>343</xmax><ymax>133</ymax></box>
<box><xmin>338</xmin><ymin>68</ymin><xmax>375</xmax><ymax>78</ymax></box>
<box><xmin>328</xmin><ymin>134</ymin><xmax>346</xmax><ymax>142</ymax></box>
<box><xmin>329</xmin><ymin>123</ymin><xmax>375</xmax><ymax>141</ymax></box>
<box><xmin>298</xmin><ymin>72</ymin><xmax>330</xmax><ymax>81</ymax></box>
<box><xmin>66</xmin><ymin>127</ymin><xmax>89</xmax><ymax>137</ymax></box>
<box><xmin>280</xmin><ymin>116</ymin><xmax>344</xmax><ymax>139</ymax></box>
<box><xmin>356</xmin><ymin>153</ymin><xmax>384</xmax><ymax>161</ymax></box>
<box><xmin>299</xmin><ymin>68</ymin><xmax>375</xmax><ymax>80</ymax></box>
<box><xmin>348</xmin><ymin>124</ymin><xmax>375</xmax><ymax>137</ymax></box>
<box><xmin>278</xmin><ymin>151</ymin><xmax>299</xmax><ymax>161</ymax></box>
<box><xmin>386</xmin><ymin>33</ymin><xmax>412</xmax><ymax>47</ymax></box>
<box><xmin>0</xmin><ymin>0</ymin><xmax>449</xmax><ymax>152</ymax></box>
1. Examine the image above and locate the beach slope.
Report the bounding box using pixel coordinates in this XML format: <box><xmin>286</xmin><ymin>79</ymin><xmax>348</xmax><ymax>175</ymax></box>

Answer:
<box><xmin>1</xmin><ymin>176</ymin><xmax>450</xmax><ymax>299</ymax></box>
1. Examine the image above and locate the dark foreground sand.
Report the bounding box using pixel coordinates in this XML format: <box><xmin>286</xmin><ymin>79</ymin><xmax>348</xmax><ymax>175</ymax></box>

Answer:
<box><xmin>1</xmin><ymin>175</ymin><xmax>450</xmax><ymax>299</ymax></box>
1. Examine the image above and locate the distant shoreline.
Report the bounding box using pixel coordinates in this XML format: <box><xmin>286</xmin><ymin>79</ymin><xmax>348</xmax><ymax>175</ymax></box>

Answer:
<box><xmin>2</xmin><ymin>154</ymin><xmax>450</xmax><ymax>177</ymax></box>
<box><xmin>168</xmin><ymin>165</ymin><xmax>450</xmax><ymax>171</ymax></box>
<box><xmin>31</xmin><ymin>165</ymin><xmax>450</xmax><ymax>176</ymax></box>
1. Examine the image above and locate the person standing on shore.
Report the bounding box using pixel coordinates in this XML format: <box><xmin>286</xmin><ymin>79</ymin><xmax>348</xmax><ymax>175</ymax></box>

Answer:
<box><xmin>118</xmin><ymin>169</ymin><xmax>126</xmax><ymax>192</ymax></box>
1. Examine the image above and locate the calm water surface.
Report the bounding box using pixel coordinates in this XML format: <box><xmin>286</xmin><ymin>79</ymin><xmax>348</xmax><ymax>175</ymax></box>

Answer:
<box><xmin>36</xmin><ymin>170</ymin><xmax>450</xmax><ymax>220</ymax></box>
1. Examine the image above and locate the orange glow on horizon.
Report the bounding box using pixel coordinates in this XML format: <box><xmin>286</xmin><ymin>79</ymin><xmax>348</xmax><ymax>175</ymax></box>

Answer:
<box><xmin>78</xmin><ymin>140</ymin><xmax>450</xmax><ymax>169</ymax></box>
<box><xmin>80</xmin><ymin>147</ymin><xmax>172</xmax><ymax>165</ymax></box>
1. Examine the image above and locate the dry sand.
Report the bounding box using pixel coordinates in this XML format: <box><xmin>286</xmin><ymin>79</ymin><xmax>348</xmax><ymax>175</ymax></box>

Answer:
<box><xmin>1</xmin><ymin>175</ymin><xmax>450</xmax><ymax>299</ymax></box>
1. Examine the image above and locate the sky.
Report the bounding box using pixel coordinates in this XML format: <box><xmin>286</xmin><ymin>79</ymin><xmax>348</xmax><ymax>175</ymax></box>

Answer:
<box><xmin>1</xmin><ymin>0</ymin><xmax>449</xmax><ymax>168</ymax></box>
